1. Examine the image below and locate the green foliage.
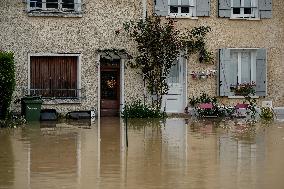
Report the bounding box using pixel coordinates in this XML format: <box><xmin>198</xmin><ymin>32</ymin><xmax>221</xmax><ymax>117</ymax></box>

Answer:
<box><xmin>189</xmin><ymin>92</ymin><xmax>234</xmax><ymax>117</ymax></box>
<box><xmin>260</xmin><ymin>107</ymin><xmax>275</xmax><ymax>121</ymax></box>
<box><xmin>0</xmin><ymin>51</ymin><xmax>16</xmax><ymax>119</ymax></box>
<box><xmin>122</xmin><ymin>100</ymin><xmax>166</xmax><ymax>118</ymax></box>
<box><xmin>230</xmin><ymin>82</ymin><xmax>256</xmax><ymax>96</ymax></box>
<box><xmin>124</xmin><ymin>15</ymin><xmax>213</xmax><ymax>110</ymax></box>
<box><xmin>0</xmin><ymin>114</ymin><xmax>26</xmax><ymax>128</ymax></box>
<box><xmin>181</xmin><ymin>26</ymin><xmax>214</xmax><ymax>64</ymax></box>
<box><xmin>189</xmin><ymin>92</ymin><xmax>217</xmax><ymax>107</ymax></box>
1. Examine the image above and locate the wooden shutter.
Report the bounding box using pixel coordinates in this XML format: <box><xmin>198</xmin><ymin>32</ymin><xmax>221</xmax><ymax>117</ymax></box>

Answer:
<box><xmin>74</xmin><ymin>0</ymin><xmax>81</xmax><ymax>12</ymax></box>
<box><xmin>219</xmin><ymin>49</ymin><xmax>237</xmax><ymax>96</ymax></box>
<box><xmin>255</xmin><ymin>48</ymin><xmax>267</xmax><ymax>96</ymax></box>
<box><xmin>258</xmin><ymin>0</ymin><xmax>272</xmax><ymax>18</ymax></box>
<box><xmin>30</xmin><ymin>56</ymin><xmax>77</xmax><ymax>97</ymax></box>
<box><xmin>196</xmin><ymin>0</ymin><xmax>210</xmax><ymax>17</ymax></box>
<box><xmin>218</xmin><ymin>0</ymin><xmax>231</xmax><ymax>18</ymax></box>
<box><xmin>154</xmin><ymin>0</ymin><xmax>168</xmax><ymax>16</ymax></box>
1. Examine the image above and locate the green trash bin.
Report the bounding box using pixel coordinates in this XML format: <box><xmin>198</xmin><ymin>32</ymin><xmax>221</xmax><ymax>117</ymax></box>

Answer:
<box><xmin>21</xmin><ymin>96</ymin><xmax>43</xmax><ymax>122</ymax></box>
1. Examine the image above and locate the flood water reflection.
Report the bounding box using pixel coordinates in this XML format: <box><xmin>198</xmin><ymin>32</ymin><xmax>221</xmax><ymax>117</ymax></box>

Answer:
<box><xmin>0</xmin><ymin>118</ymin><xmax>284</xmax><ymax>189</ymax></box>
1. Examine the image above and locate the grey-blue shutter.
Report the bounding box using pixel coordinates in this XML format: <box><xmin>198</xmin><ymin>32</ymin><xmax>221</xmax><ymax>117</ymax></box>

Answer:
<box><xmin>218</xmin><ymin>0</ymin><xmax>231</xmax><ymax>18</ymax></box>
<box><xmin>255</xmin><ymin>48</ymin><xmax>267</xmax><ymax>96</ymax></box>
<box><xmin>219</xmin><ymin>49</ymin><xmax>237</xmax><ymax>96</ymax></box>
<box><xmin>196</xmin><ymin>0</ymin><xmax>210</xmax><ymax>17</ymax></box>
<box><xmin>154</xmin><ymin>0</ymin><xmax>168</xmax><ymax>16</ymax></box>
<box><xmin>258</xmin><ymin>0</ymin><xmax>272</xmax><ymax>19</ymax></box>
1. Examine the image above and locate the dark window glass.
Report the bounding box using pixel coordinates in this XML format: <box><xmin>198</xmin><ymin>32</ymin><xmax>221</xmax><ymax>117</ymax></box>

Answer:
<box><xmin>30</xmin><ymin>0</ymin><xmax>42</xmax><ymax>8</ymax></box>
<box><xmin>233</xmin><ymin>8</ymin><xmax>240</xmax><ymax>14</ymax></box>
<box><xmin>62</xmin><ymin>0</ymin><xmax>74</xmax><ymax>10</ymax></box>
<box><xmin>46</xmin><ymin>0</ymin><xmax>58</xmax><ymax>9</ymax></box>
<box><xmin>181</xmin><ymin>7</ymin><xmax>189</xmax><ymax>13</ymax></box>
<box><xmin>244</xmin><ymin>8</ymin><xmax>252</xmax><ymax>14</ymax></box>
<box><xmin>101</xmin><ymin>71</ymin><xmax>119</xmax><ymax>100</ymax></box>
<box><xmin>170</xmin><ymin>6</ymin><xmax>178</xmax><ymax>13</ymax></box>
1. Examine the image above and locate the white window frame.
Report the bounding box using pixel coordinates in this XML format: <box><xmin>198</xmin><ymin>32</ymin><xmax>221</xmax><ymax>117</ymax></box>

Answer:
<box><xmin>168</xmin><ymin>0</ymin><xmax>196</xmax><ymax>17</ymax></box>
<box><xmin>231</xmin><ymin>49</ymin><xmax>257</xmax><ymax>84</ymax></box>
<box><xmin>231</xmin><ymin>0</ymin><xmax>258</xmax><ymax>19</ymax></box>
<box><xmin>27</xmin><ymin>0</ymin><xmax>79</xmax><ymax>12</ymax></box>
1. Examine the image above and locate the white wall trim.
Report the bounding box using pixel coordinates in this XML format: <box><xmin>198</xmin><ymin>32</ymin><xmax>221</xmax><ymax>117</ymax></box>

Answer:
<box><xmin>120</xmin><ymin>59</ymin><xmax>125</xmax><ymax>115</ymax></box>
<box><xmin>96</xmin><ymin>54</ymin><xmax>101</xmax><ymax>118</ymax></box>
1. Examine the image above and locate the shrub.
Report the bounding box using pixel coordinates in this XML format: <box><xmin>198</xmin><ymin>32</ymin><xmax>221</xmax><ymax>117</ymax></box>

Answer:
<box><xmin>122</xmin><ymin>100</ymin><xmax>166</xmax><ymax>118</ymax></box>
<box><xmin>260</xmin><ymin>107</ymin><xmax>275</xmax><ymax>121</ymax></box>
<box><xmin>0</xmin><ymin>51</ymin><xmax>16</xmax><ymax>119</ymax></box>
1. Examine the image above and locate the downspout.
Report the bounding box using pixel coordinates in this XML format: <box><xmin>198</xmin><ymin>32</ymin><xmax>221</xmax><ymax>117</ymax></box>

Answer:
<box><xmin>142</xmin><ymin>0</ymin><xmax>147</xmax><ymax>20</ymax></box>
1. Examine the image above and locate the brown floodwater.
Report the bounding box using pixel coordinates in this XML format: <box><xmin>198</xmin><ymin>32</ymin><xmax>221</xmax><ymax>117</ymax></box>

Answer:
<box><xmin>0</xmin><ymin>117</ymin><xmax>284</xmax><ymax>189</ymax></box>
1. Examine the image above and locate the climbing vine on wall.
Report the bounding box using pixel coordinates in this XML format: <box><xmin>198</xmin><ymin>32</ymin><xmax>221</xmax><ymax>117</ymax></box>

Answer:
<box><xmin>123</xmin><ymin>15</ymin><xmax>213</xmax><ymax>110</ymax></box>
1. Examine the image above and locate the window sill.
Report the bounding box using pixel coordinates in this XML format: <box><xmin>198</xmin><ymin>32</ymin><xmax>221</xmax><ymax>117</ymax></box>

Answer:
<box><xmin>228</xmin><ymin>96</ymin><xmax>259</xmax><ymax>99</ymax></box>
<box><xmin>229</xmin><ymin>17</ymin><xmax>260</xmax><ymax>21</ymax></box>
<box><xmin>166</xmin><ymin>16</ymin><xmax>198</xmax><ymax>19</ymax></box>
<box><xmin>42</xmin><ymin>98</ymin><xmax>82</xmax><ymax>105</ymax></box>
<box><xmin>27</xmin><ymin>11</ymin><xmax>82</xmax><ymax>18</ymax></box>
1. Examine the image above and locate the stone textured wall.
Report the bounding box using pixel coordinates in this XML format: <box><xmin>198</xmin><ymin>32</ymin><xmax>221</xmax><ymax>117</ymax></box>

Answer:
<box><xmin>0</xmin><ymin>0</ymin><xmax>283</xmax><ymax>114</ymax></box>
<box><xmin>0</xmin><ymin>0</ymin><xmax>145</xmax><ymax>113</ymax></box>
<box><xmin>148</xmin><ymin>0</ymin><xmax>284</xmax><ymax>107</ymax></box>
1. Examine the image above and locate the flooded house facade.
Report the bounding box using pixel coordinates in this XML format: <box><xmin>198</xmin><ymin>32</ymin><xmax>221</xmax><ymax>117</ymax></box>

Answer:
<box><xmin>0</xmin><ymin>0</ymin><xmax>283</xmax><ymax>116</ymax></box>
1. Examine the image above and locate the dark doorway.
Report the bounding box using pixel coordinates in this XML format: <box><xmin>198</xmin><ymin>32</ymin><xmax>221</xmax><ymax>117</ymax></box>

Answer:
<box><xmin>100</xmin><ymin>58</ymin><xmax>120</xmax><ymax>117</ymax></box>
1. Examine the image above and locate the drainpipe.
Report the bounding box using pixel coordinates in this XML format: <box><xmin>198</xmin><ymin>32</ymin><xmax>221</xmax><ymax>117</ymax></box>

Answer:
<box><xmin>142</xmin><ymin>0</ymin><xmax>147</xmax><ymax>20</ymax></box>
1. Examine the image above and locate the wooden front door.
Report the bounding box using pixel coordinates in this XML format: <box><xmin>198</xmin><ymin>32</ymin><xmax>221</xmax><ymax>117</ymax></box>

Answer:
<box><xmin>100</xmin><ymin>59</ymin><xmax>120</xmax><ymax>117</ymax></box>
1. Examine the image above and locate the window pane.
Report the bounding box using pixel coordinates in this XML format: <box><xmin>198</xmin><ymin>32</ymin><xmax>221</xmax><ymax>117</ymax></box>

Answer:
<box><xmin>30</xmin><ymin>0</ymin><xmax>42</xmax><ymax>8</ymax></box>
<box><xmin>170</xmin><ymin>6</ymin><xmax>178</xmax><ymax>13</ymax></box>
<box><xmin>46</xmin><ymin>0</ymin><xmax>58</xmax><ymax>9</ymax></box>
<box><xmin>230</xmin><ymin>52</ymin><xmax>238</xmax><ymax>85</ymax></box>
<box><xmin>233</xmin><ymin>0</ymin><xmax>241</xmax><ymax>7</ymax></box>
<box><xmin>168</xmin><ymin>61</ymin><xmax>179</xmax><ymax>84</ymax></box>
<box><xmin>244</xmin><ymin>8</ymin><xmax>252</xmax><ymax>14</ymax></box>
<box><xmin>233</xmin><ymin>8</ymin><xmax>240</xmax><ymax>14</ymax></box>
<box><xmin>181</xmin><ymin>0</ymin><xmax>190</xmax><ymax>6</ymax></box>
<box><xmin>181</xmin><ymin>7</ymin><xmax>189</xmax><ymax>13</ymax></box>
<box><xmin>62</xmin><ymin>0</ymin><xmax>74</xmax><ymax>9</ymax></box>
<box><xmin>169</xmin><ymin>0</ymin><xmax>178</xmax><ymax>5</ymax></box>
<box><xmin>241</xmin><ymin>52</ymin><xmax>251</xmax><ymax>83</ymax></box>
<box><xmin>244</xmin><ymin>0</ymin><xmax>252</xmax><ymax>7</ymax></box>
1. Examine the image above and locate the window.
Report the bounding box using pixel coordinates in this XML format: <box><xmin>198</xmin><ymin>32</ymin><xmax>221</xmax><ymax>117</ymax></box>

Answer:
<box><xmin>27</xmin><ymin>0</ymin><xmax>81</xmax><ymax>13</ymax></box>
<box><xmin>231</xmin><ymin>0</ymin><xmax>258</xmax><ymax>18</ymax></box>
<box><xmin>168</xmin><ymin>0</ymin><xmax>195</xmax><ymax>17</ymax></box>
<box><xmin>167</xmin><ymin>60</ymin><xmax>180</xmax><ymax>85</ymax></box>
<box><xmin>154</xmin><ymin>0</ymin><xmax>210</xmax><ymax>17</ymax></box>
<box><xmin>219</xmin><ymin>48</ymin><xmax>267</xmax><ymax>97</ymax></box>
<box><xmin>230</xmin><ymin>50</ymin><xmax>256</xmax><ymax>84</ymax></box>
<box><xmin>218</xmin><ymin>0</ymin><xmax>272</xmax><ymax>19</ymax></box>
<box><xmin>29</xmin><ymin>56</ymin><xmax>80</xmax><ymax>98</ymax></box>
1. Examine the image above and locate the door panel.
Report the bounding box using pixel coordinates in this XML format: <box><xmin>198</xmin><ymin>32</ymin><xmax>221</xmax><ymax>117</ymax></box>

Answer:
<box><xmin>100</xmin><ymin>65</ymin><xmax>120</xmax><ymax>117</ymax></box>
<box><xmin>163</xmin><ymin>57</ymin><xmax>185</xmax><ymax>113</ymax></box>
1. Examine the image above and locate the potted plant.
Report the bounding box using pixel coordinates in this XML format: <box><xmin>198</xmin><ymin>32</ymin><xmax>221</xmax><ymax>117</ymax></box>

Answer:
<box><xmin>230</xmin><ymin>81</ymin><xmax>256</xmax><ymax>96</ymax></box>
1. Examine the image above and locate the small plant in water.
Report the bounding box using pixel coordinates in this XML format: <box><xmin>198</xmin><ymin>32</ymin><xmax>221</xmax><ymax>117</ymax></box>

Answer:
<box><xmin>260</xmin><ymin>107</ymin><xmax>275</xmax><ymax>121</ymax></box>
<box><xmin>122</xmin><ymin>100</ymin><xmax>166</xmax><ymax>118</ymax></box>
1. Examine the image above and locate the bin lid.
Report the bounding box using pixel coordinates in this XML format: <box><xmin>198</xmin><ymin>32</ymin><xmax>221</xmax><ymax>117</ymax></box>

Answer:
<box><xmin>22</xmin><ymin>96</ymin><xmax>43</xmax><ymax>103</ymax></box>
